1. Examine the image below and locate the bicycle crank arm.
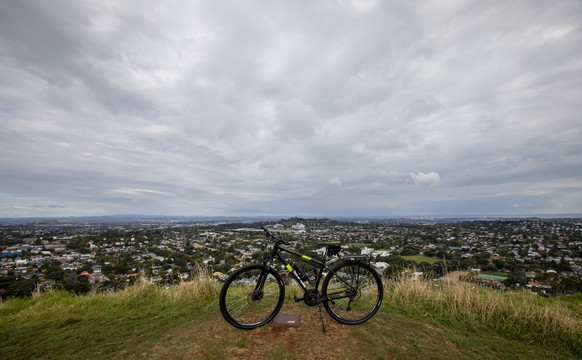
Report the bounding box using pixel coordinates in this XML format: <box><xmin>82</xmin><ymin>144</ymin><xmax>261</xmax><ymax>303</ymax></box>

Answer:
<box><xmin>317</xmin><ymin>296</ymin><xmax>335</xmax><ymax>305</ymax></box>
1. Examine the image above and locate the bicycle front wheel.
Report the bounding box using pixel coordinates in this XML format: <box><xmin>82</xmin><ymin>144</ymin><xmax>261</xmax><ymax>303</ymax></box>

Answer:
<box><xmin>219</xmin><ymin>264</ymin><xmax>285</xmax><ymax>329</ymax></box>
<box><xmin>322</xmin><ymin>261</ymin><xmax>383</xmax><ymax>325</ymax></box>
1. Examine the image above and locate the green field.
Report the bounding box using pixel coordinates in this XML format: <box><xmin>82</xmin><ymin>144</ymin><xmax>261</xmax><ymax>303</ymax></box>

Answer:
<box><xmin>476</xmin><ymin>273</ymin><xmax>509</xmax><ymax>281</ymax></box>
<box><xmin>402</xmin><ymin>255</ymin><xmax>441</xmax><ymax>265</ymax></box>
<box><xmin>346</xmin><ymin>242</ymin><xmax>370</xmax><ymax>247</ymax></box>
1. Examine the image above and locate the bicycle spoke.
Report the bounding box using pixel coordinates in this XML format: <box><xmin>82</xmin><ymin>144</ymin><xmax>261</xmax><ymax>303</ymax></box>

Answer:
<box><xmin>323</xmin><ymin>262</ymin><xmax>383</xmax><ymax>324</ymax></box>
<box><xmin>225</xmin><ymin>296</ymin><xmax>248</xmax><ymax>307</ymax></box>
<box><xmin>220</xmin><ymin>265</ymin><xmax>284</xmax><ymax>328</ymax></box>
<box><xmin>229</xmin><ymin>301</ymin><xmax>251</xmax><ymax>316</ymax></box>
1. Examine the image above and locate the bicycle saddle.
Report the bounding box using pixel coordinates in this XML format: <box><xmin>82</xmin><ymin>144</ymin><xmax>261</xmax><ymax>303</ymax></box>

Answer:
<box><xmin>317</xmin><ymin>242</ymin><xmax>341</xmax><ymax>256</ymax></box>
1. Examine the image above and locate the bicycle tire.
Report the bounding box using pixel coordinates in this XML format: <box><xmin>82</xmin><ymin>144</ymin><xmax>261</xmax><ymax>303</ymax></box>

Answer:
<box><xmin>219</xmin><ymin>264</ymin><xmax>285</xmax><ymax>329</ymax></box>
<box><xmin>322</xmin><ymin>261</ymin><xmax>383</xmax><ymax>325</ymax></box>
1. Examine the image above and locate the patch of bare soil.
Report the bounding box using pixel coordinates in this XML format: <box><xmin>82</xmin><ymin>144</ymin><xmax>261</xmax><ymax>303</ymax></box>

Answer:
<box><xmin>130</xmin><ymin>302</ymin><xmax>472</xmax><ymax>360</ymax></box>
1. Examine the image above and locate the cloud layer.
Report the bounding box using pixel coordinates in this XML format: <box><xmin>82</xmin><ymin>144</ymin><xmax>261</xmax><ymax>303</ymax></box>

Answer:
<box><xmin>1</xmin><ymin>0</ymin><xmax>581</xmax><ymax>217</ymax></box>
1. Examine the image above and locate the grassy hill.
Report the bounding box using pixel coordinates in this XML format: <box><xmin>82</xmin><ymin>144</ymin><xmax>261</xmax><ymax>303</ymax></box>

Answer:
<box><xmin>1</xmin><ymin>273</ymin><xmax>581</xmax><ymax>360</ymax></box>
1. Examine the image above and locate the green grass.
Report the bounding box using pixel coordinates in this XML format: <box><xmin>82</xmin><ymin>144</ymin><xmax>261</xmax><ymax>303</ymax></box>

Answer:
<box><xmin>476</xmin><ymin>272</ymin><xmax>508</xmax><ymax>281</ymax></box>
<box><xmin>1</xmin><ymin>290</ymin><xmax>217</xmax><ymax>358</ymax></box>
<box><xmin>1</xmin><ymin>272</ymin><xmax>581</xmax><ymax>360</ymax></box>
<box><xmin>0</xmin><ymin>266</ymin><xmax>220</xmax><ymax>359</ymax></box>
<box><xmin>346</xmin><ymin>242</ymin><xmax>370</xmax><ymax>247</ymax></box>
<box><xmin>402</xmin><ymin>255</ymin><xmax>441</xmax><ymax>265</ymax></box>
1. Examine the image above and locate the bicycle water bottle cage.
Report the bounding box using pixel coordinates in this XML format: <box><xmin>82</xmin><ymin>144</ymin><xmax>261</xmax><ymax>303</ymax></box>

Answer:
<box><xmin>317</xmin><ymin>242</ymin><xmax>341</xmax><ymax>256</ymax></box>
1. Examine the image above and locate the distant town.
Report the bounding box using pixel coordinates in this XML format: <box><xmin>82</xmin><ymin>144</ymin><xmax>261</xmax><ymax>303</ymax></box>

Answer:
<box><xmin>1</xmin><ymin>216</ymin><xmax>581</xmax><ymax>298</ymax></box>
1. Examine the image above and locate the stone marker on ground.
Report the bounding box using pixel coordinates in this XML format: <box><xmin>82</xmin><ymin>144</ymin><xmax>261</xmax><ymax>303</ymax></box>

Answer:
<box><xmin>271</xmin><ymin>313</ymin><xmax>300</xmax><ymax>328</ymax></box>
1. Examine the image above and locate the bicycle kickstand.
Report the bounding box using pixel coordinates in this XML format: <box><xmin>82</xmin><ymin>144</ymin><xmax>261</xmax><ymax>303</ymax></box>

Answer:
<box><xmin>318</xmin><ymin>303</ymin><xmax>326</xmax><ymax>333</ymax></box>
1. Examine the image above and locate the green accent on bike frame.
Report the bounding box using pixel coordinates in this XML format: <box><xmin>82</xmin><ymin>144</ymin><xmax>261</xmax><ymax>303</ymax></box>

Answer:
<box><xmin>301</xmin><ymin>255</ymin><xmax>312</xmax><ymax>261</ymax></box>
<box><xmin>286</xmin><ymin>264</ymin><xmax>293</xmax><ymax>272</ymax></box>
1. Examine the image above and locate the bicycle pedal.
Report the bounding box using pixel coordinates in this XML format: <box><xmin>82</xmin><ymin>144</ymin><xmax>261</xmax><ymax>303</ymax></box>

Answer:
<box><xmin>293</xmin><ymin>295</ymin><xmax>304</xmax><ymax>302</ymax></box>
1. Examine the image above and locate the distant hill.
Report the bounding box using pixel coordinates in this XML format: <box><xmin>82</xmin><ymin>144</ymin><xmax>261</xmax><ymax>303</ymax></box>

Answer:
<box><xmin>1</xmin><ymin>213</ymin><xmax>581</xmax><ymax>226</ymax></box>
<box><xmin>0</xmin><ymin>215</ymin><xmax>284</xmax><ymax>226</ymax></box>
<box><xmin>32</xmin><ymin>219</ymin><xmax>60</xmax><ymax>225</ymax></box>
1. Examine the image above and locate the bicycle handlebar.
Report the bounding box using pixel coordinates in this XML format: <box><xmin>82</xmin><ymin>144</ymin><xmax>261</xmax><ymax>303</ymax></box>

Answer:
<box><xmin>261</xmin><ymin>226</ymin><xmax>290</xmax><ymax>245</ymax></box>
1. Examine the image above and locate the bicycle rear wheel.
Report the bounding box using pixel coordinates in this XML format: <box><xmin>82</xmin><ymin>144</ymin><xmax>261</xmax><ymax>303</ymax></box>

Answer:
<box><xmin>322</xmin><ymin>261</ymin><xmax>383</xmax><ymax>325</ymax></box>
<box><xmin>219</xmin><ymin>264</ymin><xmax>285</xmax><ymax>329</ymax></box>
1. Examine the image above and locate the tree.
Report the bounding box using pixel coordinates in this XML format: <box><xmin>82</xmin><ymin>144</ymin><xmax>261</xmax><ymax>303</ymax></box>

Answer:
<box><xmin>77</xmin><ymin>263</ymin><xmax>92</xmax><ymax>274</ymax></box>
<box><xmin>476</xmin><ymin>257</ymin><xmax>490</xmax><ymax>267</ymax></box>
<box><xmin>7</xmin><ymin>278</ymin><xmax>38</xmax><ymax>298</ymax></box>
<box><xmin>41</xmin><ymin>261</ymin><xmax>65</xmax><ymax>282</ymax></box>
<box><xmin>383</xmin><ymin>263</ymin><xmax>405</xmax><ymax>279</ymax></box>
<box><xmin>114</xmin><ymin>261</ymin><xmax>130</xmax><ymax>275</ymax></box>
<box><xmin>423</xmin><ymin>249</ymin><xmax>436</xmax><ymax>258</ymax></box>
<box><xmin>460</xmin><ymin>258</ymin><xmax>475</xmax><ymax>270</ymax></box>
<box><xmin>504</xmin><ymin>271</ymin><xmax>527</xmax><ymax>288</ymax></box>
<box><xmin>418</xmin><ymin>261</ymin><xmax>432</xmax><ymax>272</ymax></box>
<box><xmin>557</xmin><ymin>276</ymin><xmax>582</xmax><ymax>294</ymax></box>
<box><xmin>69</xmin><ymin>275</ymin><xmax>91</xmax><ymax>294</ymax></box>
<box><xmin>481</xmin><ymin>263</ymin><xmax>497</xmax><ymax>272</ymax></box>
<box><xmin>214</xmin><ymin>263</ymin><xmax>232</xmax><ymax>274</ymax></box>
<box><xmin>557</xmin><ymin>261</ymin><xmax>572</xmax><ymax>272</ymax></box>
<box><xmin>400</xmin><ymin>247</ymin><xmax>419</xmax><ymax>256</ymax></box>
<box><xmin>431</xmin><ymin>261</ymin><xmax>449</xmax><ymax>277</ymax></box>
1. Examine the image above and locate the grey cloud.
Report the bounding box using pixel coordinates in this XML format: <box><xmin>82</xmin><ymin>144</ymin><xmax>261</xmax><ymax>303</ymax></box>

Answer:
<box><xmin>411</xmin><ymin>172</ymin><xmax>440</xmax><ymax>187</ymax></box>
<box><xmin>1</xmin><ymin>0</ymin><xmax>581</xmax><ymax>217</ymax></box>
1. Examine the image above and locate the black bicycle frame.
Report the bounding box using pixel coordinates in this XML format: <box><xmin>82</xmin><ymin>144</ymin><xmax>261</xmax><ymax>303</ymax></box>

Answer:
<box><xmin>254</xmin><ymin>225</ymin><xmax>367</xmax><ymax>307</ymax></box>
<box><xmin>262</xmin><ymin>241</ymin><xmax>326</xmax><ymax>293</ymax></box>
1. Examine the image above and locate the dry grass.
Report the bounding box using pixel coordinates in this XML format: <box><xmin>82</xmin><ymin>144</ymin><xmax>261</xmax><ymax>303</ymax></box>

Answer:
<box><xmin>385</xmin><ymin>273</ymin><xmax>582</xmax><ymax>353</ymax></box>
<box><xmin>118</xmin><ymin>263</ymin><xmax>221</xmax><ymax>304</ymax></box>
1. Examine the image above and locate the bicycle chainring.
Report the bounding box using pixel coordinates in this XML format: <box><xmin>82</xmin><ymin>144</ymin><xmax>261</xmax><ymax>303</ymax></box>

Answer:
<box><xmin>304</xmin><ymin>289</ymin><xmax>320</xmax><ymax>306</ymax></box>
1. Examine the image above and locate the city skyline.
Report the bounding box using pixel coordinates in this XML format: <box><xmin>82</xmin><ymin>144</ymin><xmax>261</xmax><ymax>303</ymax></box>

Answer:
<box><xmin>1</xmin><ymin>1</ymin><xmax>581</xmax><ymax>218</ymax></box>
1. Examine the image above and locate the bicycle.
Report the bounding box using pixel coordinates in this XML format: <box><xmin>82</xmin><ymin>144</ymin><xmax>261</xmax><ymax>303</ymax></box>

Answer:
<box><xmin>219</xmin><ymin>226</ymin><xmax>383</xmax><ymax>332</ymax></box>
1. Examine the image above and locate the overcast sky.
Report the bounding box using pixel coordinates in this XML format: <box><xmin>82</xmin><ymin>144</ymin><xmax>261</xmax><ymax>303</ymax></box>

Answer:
<box><xmin>1</xmin><ymin>0</ymin><xmax>581</xmax><ymax>218</ymax></box>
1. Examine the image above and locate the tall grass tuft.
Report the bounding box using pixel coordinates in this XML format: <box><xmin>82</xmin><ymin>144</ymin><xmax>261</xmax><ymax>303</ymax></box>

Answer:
<box><xmin>385</xmin><ymin>273</ymin><xmax>582</xmax><ymax>354</ymax></box>
<box><xmin>116</xmin><ymin>262</ymin><xmax>221</xmax><ymax>305</ymax></box>
<box><xmin>159</xmin><ymin>262</ymin><xmax>220</xmax><ymax>304</ymax></box>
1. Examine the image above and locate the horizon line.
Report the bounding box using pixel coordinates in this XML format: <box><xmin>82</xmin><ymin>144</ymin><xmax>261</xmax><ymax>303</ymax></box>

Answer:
<box><xmin>1</xmin><ymin>213</ymin><xmax>582</xmax><ymax>220</ymax></box>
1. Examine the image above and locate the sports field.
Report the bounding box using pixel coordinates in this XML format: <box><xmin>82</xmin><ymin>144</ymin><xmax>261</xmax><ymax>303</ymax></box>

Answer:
<box><xmin>346</xmin><ymin>242</ymin><xmax>370</xmax><ymax>247</ymax></box>
<box><xmin>401</xmin><ymin>255</ymin><xmax>441</xmax><ymax>265</ymax></box>
<box><xmin>476</xmin><ymin>273</ymin><xmax>508</xmax><ymax>281</ymax></box>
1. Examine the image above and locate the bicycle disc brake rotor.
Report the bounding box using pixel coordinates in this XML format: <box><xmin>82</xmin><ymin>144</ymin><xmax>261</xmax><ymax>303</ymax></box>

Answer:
<box><xmin>248</xmin><ymin>291</ymin><xmax>263</xmax><ymax>304</ymax></box>
<box><xmin>350</xmin><ymin>287</ymin><xmax>361</xmax><ymax>301</ymax></box>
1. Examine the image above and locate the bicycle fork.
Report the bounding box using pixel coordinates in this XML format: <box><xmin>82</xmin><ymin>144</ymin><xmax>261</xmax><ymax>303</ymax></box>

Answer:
<box><xmin>251</xmin><ymin>268</ymin><xmax>271</xmax><ymax>300</ymax></box>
